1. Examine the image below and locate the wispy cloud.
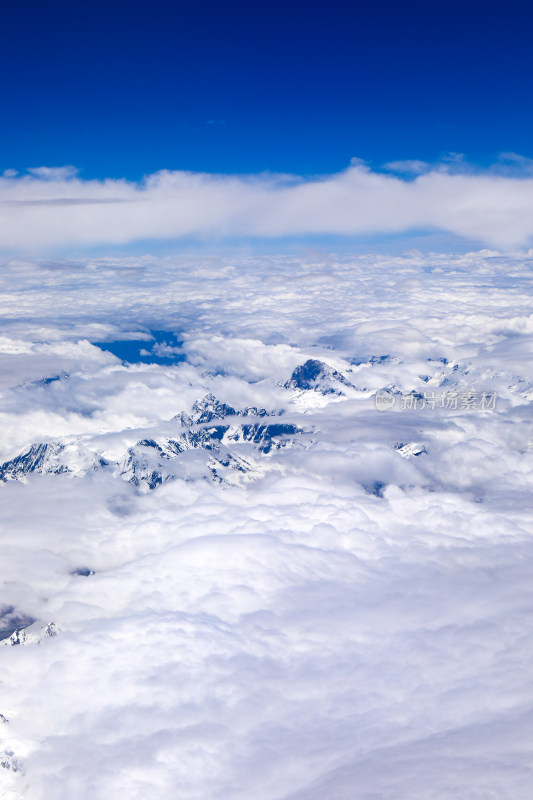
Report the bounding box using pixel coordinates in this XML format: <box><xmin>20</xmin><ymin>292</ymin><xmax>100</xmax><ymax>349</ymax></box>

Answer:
<box><xmin>382</xmin><ymin>159</ymin><xmax>431</xmax><ymax>175</ymax></box>
<box><xmin>2</xmin><ymin>158</ymin><xmax>533</xmax><ymax>251</ymax></box>
<box><xmin>26</xmin><ymin>165</ymin><xmax>79</xmax><ymax>181</ymax></box>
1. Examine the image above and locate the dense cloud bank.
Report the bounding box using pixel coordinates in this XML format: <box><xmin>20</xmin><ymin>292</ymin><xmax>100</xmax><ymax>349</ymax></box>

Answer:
<box><xmin>0</xmin><ymin>250</ymin><xmax>533</xmax><ymax>798</ymax></box>
<box><xmin>3</xmin><ymin>162</ymin><xmax>533</xmax><ymax>250</ymax></box>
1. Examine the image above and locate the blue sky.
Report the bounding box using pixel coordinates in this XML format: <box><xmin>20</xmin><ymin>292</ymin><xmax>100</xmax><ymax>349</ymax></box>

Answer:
<box><xmin>2</xmin><ymin>0</ymin><xmax>533</xmax><ymax>256</ymax></box>
<box><xmin>2</xmin><ymin>0</ymin><xmax>533</xmax><ymax>180</ymax></box>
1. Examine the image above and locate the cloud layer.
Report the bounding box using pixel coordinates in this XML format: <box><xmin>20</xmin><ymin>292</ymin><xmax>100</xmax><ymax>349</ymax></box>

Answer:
<box><xmin>0</xmin><ymin>250</ymin><xmax>533</xmax><ymax>798</ymax></box>
<box><xmin>3</xmin><ymin>159</ymin><xmax>533</xmax><ymax>251</ymax></box>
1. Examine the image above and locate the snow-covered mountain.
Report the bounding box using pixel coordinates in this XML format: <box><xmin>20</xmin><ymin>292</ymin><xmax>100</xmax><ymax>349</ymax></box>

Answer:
<box><xmin>0</xmin><ymin>393</ymin><xmax>305</xmax><ymax>491</ymax></box>
<box><xmin>0</xmin><ymin>441</ymin><xmax>108</xmax><ymax>482</ymax></box>
<box><xmin>284</xmin><ymin>359</ymin><xmax>354</xmax><ymax>394</ymax></box>
<box><xmin>1</xmin><ymin>621</ymin><xmax>61</xmax><ymax>647</ymax></box>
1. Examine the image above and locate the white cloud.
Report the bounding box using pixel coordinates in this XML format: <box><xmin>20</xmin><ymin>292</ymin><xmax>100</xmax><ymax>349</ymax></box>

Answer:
<box><xmin>1</xmin><ymin>159</ymin><xmax>533</xmax><ymax>252</ymax></box>
<box><xmin>26</xmin><ymin>165</ymin><xmax>79</xmax><ymax>181</ymax></box>
<box><xmin>382</xmin><ymin>159</ymin><xmax>430</xmax><ymax>174</ymax></box>
<box><xmin>0</xmin><ymin>252</ymin><xmax>533</xmax><ymax>798</ymax></box>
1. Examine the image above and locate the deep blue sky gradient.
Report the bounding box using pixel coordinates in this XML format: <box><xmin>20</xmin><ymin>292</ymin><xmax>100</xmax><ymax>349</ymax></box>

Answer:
<box><xmin>2</xmin><ymin>0</ymin><xmax>532</xmax><ymax>179</ymax></box>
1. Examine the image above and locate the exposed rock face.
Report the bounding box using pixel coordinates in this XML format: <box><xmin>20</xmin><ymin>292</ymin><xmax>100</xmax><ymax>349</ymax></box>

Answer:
<box><xmin>175</xmin><ymin>394</ymin><xmax>272</xmax><ymax>426</ymax></box>
<box><xmin>285</xmin><ymin>359</ymin><xmax>352</xmax><ymax>394</ymax></box>
<box><xmin>0</xmin><ymin>442</ymin><xmax>107</xmax><ymax>483</ymax></box>
<box><xmin>394</xmin><ymin>442</ymin><xmax>428</xmax><ymax>458</ymax></box>
<box><xmin>0</xmin><ymin>396</ymin><xmax>304</xmax><ymax>492</ymax></box>
<box><xmin>227</xmin><ymin>423</ymin><xmax>301</xmax><ymax>454</ymax></box>
<box><xmin>1</xmin><ymin>621</ymin><xmax>62</xmax><ymax>646</ymax></box>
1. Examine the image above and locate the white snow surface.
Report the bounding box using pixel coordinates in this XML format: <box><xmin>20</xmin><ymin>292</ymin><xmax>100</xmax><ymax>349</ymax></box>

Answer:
<box><xmin>0</xmin><ymin>250</ymin><xmax>532</xmax><ymax>798</ymax></box>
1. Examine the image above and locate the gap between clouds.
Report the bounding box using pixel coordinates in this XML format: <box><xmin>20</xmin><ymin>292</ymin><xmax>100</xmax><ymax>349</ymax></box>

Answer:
<box><xmin>2</xmin><ymin>160</ymin><xmax>533</xmax><ymax>251</ymax></box>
